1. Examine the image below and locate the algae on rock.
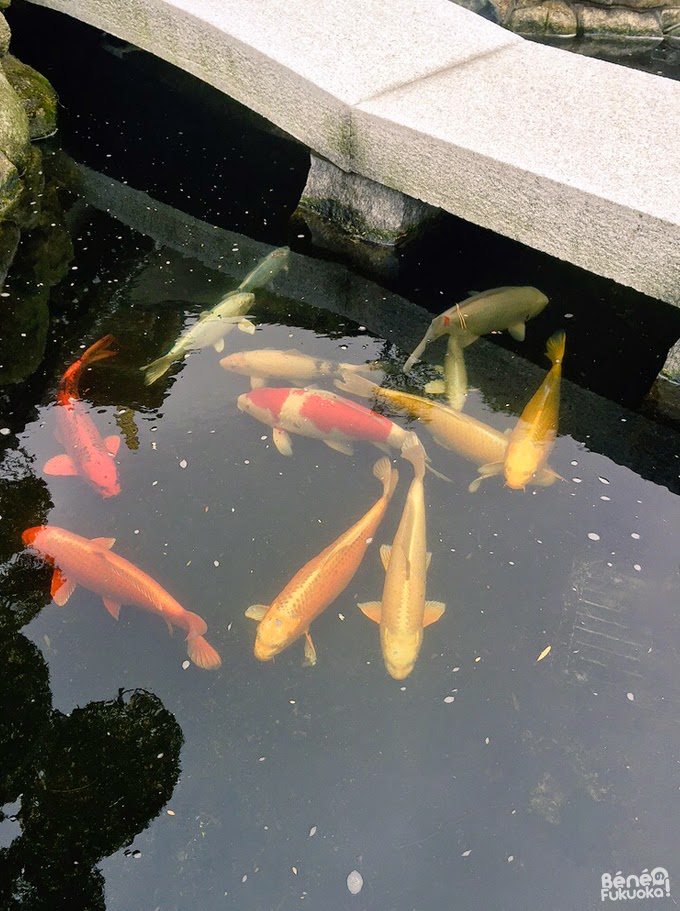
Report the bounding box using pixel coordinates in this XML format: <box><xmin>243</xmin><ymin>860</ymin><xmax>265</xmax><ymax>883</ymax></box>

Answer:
<box><xmin>2</xmin><ymin>55</ymin><xmax>58</xmax><ymax>140</ymax></box>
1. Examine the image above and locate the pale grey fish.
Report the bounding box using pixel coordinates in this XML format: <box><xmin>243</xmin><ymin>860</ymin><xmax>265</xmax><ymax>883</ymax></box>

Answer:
<box><xmin>237</xmin><ymin>247</ymin><xmax>290</xmax><ymax>293</ymax></box>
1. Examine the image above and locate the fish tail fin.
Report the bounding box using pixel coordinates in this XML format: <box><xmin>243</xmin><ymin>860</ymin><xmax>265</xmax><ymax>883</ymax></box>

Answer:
<box><xmin>80</xmin><ymin>334</ymin><xmax>118</xmax><ymax>366</ymax></box>
<box><xmin>187</xmin><ymin>635</ymin><xmax>222</xmax><ymax>670</ymax></box>
<box><xmin>141</xmin><ymin>354</ymin><xmax>175</xmax><ymax>385</ymax></box>
<box><xmin>373</xmin><ymin>456</ymin><xmax>399</xmax><ymax>501</ymax></box>
<box><xmin>333</xmin><ymin>370</ymin><xmax>380</xmax><ymax>399</ymax></box>
<box><xmin>400</xmin><ymin>431</ymin><xmax>426</xmax><ymax>480</ymax></box>
<box><xmin>546</xmin><ymin>331</ymin><xmax>566</xmax><ymax>367</ymax></box>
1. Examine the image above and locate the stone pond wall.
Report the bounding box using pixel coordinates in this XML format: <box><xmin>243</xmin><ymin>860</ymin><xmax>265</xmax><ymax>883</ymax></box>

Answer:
<box><xmin>456</xmin><ymin>0</ymin><xmax>679</xmax><ymax>47</ymax></box>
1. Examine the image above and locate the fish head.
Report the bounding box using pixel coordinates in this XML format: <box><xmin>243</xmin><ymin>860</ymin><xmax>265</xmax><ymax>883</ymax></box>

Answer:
<box><xmin>253</xmin><ymin>612</ymin><xmax>293</xmax><ymax>661</ymax></box>
<box><xmin>219</xmin><ymin>352</ymin><xmax>244</xmax><ymax>373</ymax></box>
<box><xmin>237</xmin><ymin>387</ymin><xmax>291</xmax><ymax>428</ymax></box>
<box><xmin>503</xmin><ymin>438</ymin><xmax>537</xmax><ymax>490</ymax></box>
<box><xmin>526</xmin><ymin>287</ymin><xmax>550</xmax><ymax>317</ymax></box>
<box><xmin>22</xmin><ymin>525</ymin><xmax>52</xmax><ymax>557</ymax></box>
<box><xmin>22</xmin><ymin>526</ymin><xmax>45</xmax><ymax>548</ymax></box>
<box><xmin>381</xmin><ymin>627</ymin><xmax>423</xmax><ymax>680</ymax></box>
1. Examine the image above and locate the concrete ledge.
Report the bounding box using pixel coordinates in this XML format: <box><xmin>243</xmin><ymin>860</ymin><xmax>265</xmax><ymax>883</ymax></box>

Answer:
<box><xmin>25</xmin><ymin>0</ymin><xmax>680</xmax><ymax>305</ymax></box>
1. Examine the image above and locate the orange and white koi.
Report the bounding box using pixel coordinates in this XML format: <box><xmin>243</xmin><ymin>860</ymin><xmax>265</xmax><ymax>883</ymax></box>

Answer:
<box><xmin>22</xmin><ymin>525</ymin><xmax>221</xmax><ymax>669</ymax></box>
<box><xmin>245</xmin><ymin>456</ymin><xmax>398</xmax><ymax>663</ymax></box>
<box><xmin>502</xmin><ymin>331</ymin><xmax>566</xmax><ymax>490</ymax></box>
<box><xmin>44</xmin><ymin>335</ymin><xmax>121</xmax><ymax>498</ymax></box>
<box><xmin>358</xmin><ymin>438</ymin><xmax>444</xmax><ymax>679</ymax></box>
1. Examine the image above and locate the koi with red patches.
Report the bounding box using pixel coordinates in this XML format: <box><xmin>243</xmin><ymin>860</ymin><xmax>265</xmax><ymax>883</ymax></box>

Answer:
<box><xmin>22</xmin><ymin>525</ymin><xmax>221</xmax><ymax>670</ymax></box>
<box><xmin>44</xmin><ymin>336</ymin><xmax>121</xmax><ymax>498</ymax></box>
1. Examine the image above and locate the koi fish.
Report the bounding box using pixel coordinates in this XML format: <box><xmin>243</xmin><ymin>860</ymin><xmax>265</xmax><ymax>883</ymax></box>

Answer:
<box><xmin>22</xmin><ymin>525</ymin><xmax>221</xmax><ymax>669</ymax></box>
<box><xmin>502</xmin><ymin>331</ymin><xmax>565</xmax><ymax>490</ymax></box>
<box><xmin>44</xmin><ymin>335</ymin><xmax>121</xmax><ymax>498</ymax></box>
<box><xmin>245</xmin><ymin>456</ymin><xmax>398</xmax><ymax>663</ymax></box>
<box><xmin>237</xmin><ymin>386</ymin><xmax>436</xmax><ymax>475</ymax></box>
<box><xmin>358</xmin><ymin>437</ymin><xmax>444</xmax><ymax>679</ymax></box>
<box><xmin>335</xmin><ymin>371</ymin><xmax>560</xmax><ymax>492</ymax></box>
<box><xmin>142</xmin><ymin>291</ymin><xmax>255</xmax><ymax>385</ymax></box>
<box><xmin>237</xmin><ymin>246</ymin><xmax>290</xmax><ymax>292</ymax></box>
<box><xmin>403</xmin><ymin>286</ymin><xmax>548</xmax><ymax>372</ymax></box>
<box><xmin>220</xmin><ymin>347</ymin><xmax>377</xmax><ymax>389</ymax></box>
<box><xmin>423</xmin><ymin>335</ymin><xmax>468</xmax><ymax>411</ymax></box>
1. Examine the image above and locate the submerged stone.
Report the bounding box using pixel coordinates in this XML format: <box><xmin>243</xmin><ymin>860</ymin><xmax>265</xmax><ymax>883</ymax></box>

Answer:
<box><xmin>0</xmin><ymin>149</ymin><xmax>20</xmax><ymax>220</ymax></box>
<box><xmin>577</xmin><ymin>4</ymin><xmax>663</xmax><ymax>39</ymax></box>
<box><xmin>2</xmin><ymin>55</ymin><xmax>58</xmax><ymax>140</ymax></box>
<box><xmin>508</xmin><ymin>0</ymin><xmax>578</xmax><ymax>35</ymax></box>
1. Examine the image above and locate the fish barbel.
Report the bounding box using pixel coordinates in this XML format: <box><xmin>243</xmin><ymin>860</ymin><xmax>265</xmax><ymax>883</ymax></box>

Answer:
<box><xmin>403</xmin><ymin>286</ymin><xmax>548</xmax><ymax>372</ymax></box>
<box><xmin>141</xmin><ymin>290</ymin><xmax>256</xmax><ymax>385</ymax></box>
<box><xmin>237</xmin><ymin>247</ymin><xmax>289</xmax><ymax>293</ymax></box>
<box><xmin>220</xmin><ymin>347</ymin><xmax>378</xmax><ymax>389</ymax></box>
<box><xmin>22</xmin><ymin>525</ymin><xmax>221</xmax><ymax>669</ymax></box>
<box><xmin>358</xmin><ymin>437</ymin><xmax>445</xmax><ymax>680</ymax></box>
<box><xmin>335</xmin><ymin>371</ymin><xmax>560</xmax><ymax>492</ymax></box>
<box><xmin>503</xmin><ymin>331</ymin><xmax>565</xmax><ymax>490</ymax></box>
<box><xmin>44</xmin><ymin>335</ymin><xmax>121</xmax><ymax>498</ymax></box>
<box><xmin>245</xmin><ymin>456</ymin><xmax>398</xmax><ymax>663</ymax></box>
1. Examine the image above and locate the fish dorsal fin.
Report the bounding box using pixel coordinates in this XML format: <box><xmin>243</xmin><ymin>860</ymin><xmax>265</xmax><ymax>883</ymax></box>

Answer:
<box><xmin>245</xmin><ymin>604</ymin><xmax>269</xmax><ymax>621</ymax></box>
<box><xmin>51</xmin><ymin>568</ymin><xmax>76</xmax><ymax>606</ymax></box>
<box><xmin>105</xmin><ymin>435</ymin><xmax>121</xmax><ymax>457</ymax></box>
<box><xmin>425</xmin><ymin>551</ymin><xmax>432</xmax><ymax>570</ymax></box>
<box><xmin>92</xmin><ymin>537</ymin><xmax>116</xmax><ymax>550</ymax></box>
<box><xmin>102</xmin><ymin>597</ymin><xmax>121</xmax><ymax>620</ymax></box>
<box><xmin>44</xmin><ymin>453</ymin><xmax>78</xmax><ymax>476</ymax></box>
<box><xmin>358</xmin><ymin>601</ymin><xmax>382</xmax><ymax>623</ymax></box>
<box><xmin>379</xmin><ymin>544</ymin><xmax>391</xmax><ymax>571</ymax></box>
<box><xmin>423</xmin><ymin>601</ymin><xmax>446</xmax><ymax>626</ymax></box>
<box><xmin>508</xmin><ymin>322</ymin><xmax>526</xmax><ymax>342</ymax></box>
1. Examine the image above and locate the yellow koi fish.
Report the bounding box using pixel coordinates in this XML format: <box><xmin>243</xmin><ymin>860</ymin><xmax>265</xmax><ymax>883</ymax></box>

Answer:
<box><xmin>358</xmin><ymin>437</ymin><xmax>445</xmax><ymax>679</ymax></box>
<box><xmin>220</xmin><ymin>347</ymin><xmax>377</xmax><ymax>389</ymax></box>
<box><xmin>404</xmin><ymin>286</ymin><xmax>548</xmax><ymax>372</ymax></box>
<box><xmin>335</xmin><ymin>371</ymin><xmax>559</xmax><ymax>492</ymax></box>
<box><xmin>245</xmin><ymin>456</ymin><xmax>398</xmax><ymax>664</ymax></box>
<box><xmin>423</xmin><ymin>335</ymin><xmax>468</xmax><ymax>411</ymax></box>
<box><xmin>502</xmin><ymin>331</ymin><xmax>566</xmax><ymax>490</ymax></box>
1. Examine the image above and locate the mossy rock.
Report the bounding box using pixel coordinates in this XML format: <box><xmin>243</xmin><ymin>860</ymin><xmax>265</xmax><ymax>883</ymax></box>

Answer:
<box><xmin>0</xmin><ymin>149</ymin><xmax>21</xmax><ymax>220</ymax></box>
<box><xmin>2</xmin><ymin>55</ymin><xmax>58</xmax><ymax>141</ymax></box>
<box><xmin>0</xmin><ymin>68</ymin><xmax>30</xmax><ymax>169</ymax></box>
<box><xmin>0</xmin><ymin>12</ymin><xmax>10</xmax><ymax>56</ymax></box>
<box><xmin>0</xmin><ymin>0</ymin><xmax>11</xmax><ymax>10</ymax></box>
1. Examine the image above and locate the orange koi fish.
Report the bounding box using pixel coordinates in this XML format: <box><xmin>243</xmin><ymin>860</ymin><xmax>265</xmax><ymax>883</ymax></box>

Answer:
<box><xmin>44</xmin><ymin>335</ymin><xmax>121</xmax><ymax>498</ymax></box>
<box><xmin>22</xmin><ymin>525</ymin><xmax>221</xmax><ymax>669</ymax></box>
<box><xmin>503</xmin><ymin>331</ymin><xmax>566</xmax><ymax>490</ymax></box>
<box><xmin>245</xmin><ymin>456</ymin><xmax>398</xmax><ymax>664</ymax></box>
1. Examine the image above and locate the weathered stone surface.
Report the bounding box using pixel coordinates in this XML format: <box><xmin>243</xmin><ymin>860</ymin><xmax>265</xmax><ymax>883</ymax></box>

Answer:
<box><xmin>661</xmin><ymin>8</ymin><xmax>680</xmax><ymax>43</ymax></box>
<box><xmin>508</xmin><ymin>0</ymin><xmax>577</xmax><ymax>35</ymax></box>
<box><xmin>660</xmin><ymin>339</ymin><xmax>680</xmax><ymax>382</ymax></box>
<box><xmin>298</xmin><ymin>154</ymin><xmax>437</xmax><ymax>244</ymax></box>
<box><xmin>2</xmin><ymin>55</ymin><xmax>58</xmax><ymax>140</ymax></box>
<box><xmin>0</xmin><ymin>0</ymin><xmax>11</xmax><ymax>10</ymax></box>
<box><xmin>0</xmin><ymin>12</ymin><xmax>10</xmax><ymax>56</ymax></box>
<box><xmin>577</xmin><ymin>5</ymin><xmax>662</xmax><ymax>37</ymax></box>
<box><xmin>0</xmin><ymin>68</ymin><xmax>30</xmax><ymax>167</ymax></box>
<box><xmin>0</xmin><ymin>149</ymin><xmax>21</xmax><ymax>219</ymax></box>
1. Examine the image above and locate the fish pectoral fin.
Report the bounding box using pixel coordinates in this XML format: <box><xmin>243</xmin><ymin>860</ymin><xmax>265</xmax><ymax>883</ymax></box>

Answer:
<box><xmin>91</xmin><ymin>536</ymin><xmax>116</xmax><ymax>550</ymax></box>
<box><xmin>105</xmin><ymin>435</ymin><xmax>121</xmax><ymax>457</ymax></box>
<box><xmin>102</xmin><ymin>597</ymin><xmax>121</xmax><ymax>620</ymax></box>
<box><xmin>422</xmin><ymin>601</ymin><xmax>446</xmax><ymax>626</ymax></box>
<box><xmin>51</xmin><ymin>568</ymin><xmax>76</xmax><ymax>606</ymax></box>
<box><xmin>302</xmin><ymin>630</ymin><xmax>317</xmax><ymax>667</ymax></box>
<box><xmin>43</xmin><ymin>453</ymin><xmax>79</xmax><ymax>476</ymax></box>
<box><xmin>245</xmin><ymin>604</ymin><xmax>269</xmax><ymax>621</ymax></box>
<box><xmin>273</xmin><ymin>428</ymin><xmax>293</xmax><ymax>456</ymax></box>
<box><xmin>213</xmin><ymin>338</ymin><xmax>225</xmax><ymax>353</ymax></box>
<box><xmin>423</xmin><ymin>379</ymin><xmax>446</xmax><ymax>395</ymax></box>
<box><xmin>379</xmin><ymin>544</ymin><xmax>392</xmax><ymax>571</ymax></box>
<box><xmin>508</xmin><ymin>322</ymin><xmax>526</xmax><ymax>342</ymax></box>
<box><xmin>250</xmin><ymin>376</ymin><xmax>266</xmax><ymax>389</ymax></box>
<box><xmin>358</xmin><ymin>601</ymin><xmax>382</xmax><ymax>623</ymax></box>
<box><xmin>479</xmin><ymin>461</ymin><xmax>503</xmax><ymax>477</ymax></box>
<box><xmin>425</xmin><ymin>551</ymin><xmax>432</xmax><ymax>570</ymax></box>
<box><xmin>324</xmin><ymin>439</ymin><xmax>354</xmax><ymax>456</ymax></box>
<box><xmin>237</xmin><ymin>318</ymin><xmax>256</xmax><ymax>335</ymax></box>
<box><xmin>534</xmin><ymin>467</ymin><xmax>563</xmax><ymax>487</ymax></box>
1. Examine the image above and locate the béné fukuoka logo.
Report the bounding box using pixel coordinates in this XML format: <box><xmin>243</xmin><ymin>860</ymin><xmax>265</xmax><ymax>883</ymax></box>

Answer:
<box><xmin>601</xmin><ymin>867</ymin><xmax>670</xmax><ymax>902</ymax></box>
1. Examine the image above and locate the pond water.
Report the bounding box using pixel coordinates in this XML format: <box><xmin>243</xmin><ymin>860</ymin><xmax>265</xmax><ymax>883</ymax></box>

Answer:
<box><xmin>3</xmin><ymin>7</ymin><xmax>680</xmax><ymax>911</ymax></box>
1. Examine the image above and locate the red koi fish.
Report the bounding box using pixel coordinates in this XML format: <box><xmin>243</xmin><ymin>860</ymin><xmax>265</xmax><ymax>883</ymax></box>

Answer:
<box><xmin>237</xmin><ymin>386</ymin><xmax>433</xmax><ymax>471</ymax></box>
<box><xmin>44</xmin><ymin>335</ymin><xmax>121</xmax><ymax>498</ymax></box>
<box><xmin>22</xmin><ymin>525</ymin><xmax>221</xmax><ymax>670</ymax></box>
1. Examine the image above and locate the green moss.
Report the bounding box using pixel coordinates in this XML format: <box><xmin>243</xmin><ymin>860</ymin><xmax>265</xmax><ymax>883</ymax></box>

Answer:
<box><xmin>2</xmin><ymin>55</ymin><xmax>58</xmax><ymax>140</ymax></box>
<box><xmin>298</xmin><ymin>194</ymin><xmax>408</xmax><ymax>245</ymax></box>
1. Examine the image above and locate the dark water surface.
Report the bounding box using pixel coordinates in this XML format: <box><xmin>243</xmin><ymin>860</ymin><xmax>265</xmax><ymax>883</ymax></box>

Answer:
<box><xmin>2</xmin><ymin>6</ymin><xmax>680</xmax><ymax>911</ymax></box>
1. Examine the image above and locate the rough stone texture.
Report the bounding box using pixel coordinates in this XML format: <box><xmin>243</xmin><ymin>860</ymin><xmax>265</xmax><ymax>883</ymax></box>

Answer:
<box><xmin>660</xmin><ymin>340</ymin><xmax>680</xmax><ymax>382</ymax></box>
<box><xmin>298</xmin><ymin>154</ymin><xmax>437</xmax><ymax>245</ymax></box>
<box><xmin>508</xmin><ymin>1</ymin><xmax>578</xmax><ymax>35</ymax></box>
<box><xmin>0</xmin><ymin>0</ymin><xmax>11</xmax><ymax>9</ymax></box>
<box><xmin>0</xmin><ymin>12</ymin><xmax>10</xmax><ymax>56</ymax></box>
<box><xmin>2</xmin><ymin>55</ymin><xmax>58</xmax><ymax>139</ymax></box>
<box><xmin>23</xmin><ymin>0</ymin><xmax>680</xmax><ymax>307</ymax></box>
<box><xmin>577</xmin><ymin>5</ymin><xmax>663</xmax><ymax>37</ymax></box>
<box><xmin>0</xmin><ymin>68</ymin><xmax>30</xmax><ymax>167</ymax></box>
<box><xmin>661</xmin><ymin>7</ymin><xmax>680</xmax><ymax>42</ymax></box>
<box><xmin>0</xmin><ymin>149</ymin><xmax>21</xmax><ymax>219</ymax></box>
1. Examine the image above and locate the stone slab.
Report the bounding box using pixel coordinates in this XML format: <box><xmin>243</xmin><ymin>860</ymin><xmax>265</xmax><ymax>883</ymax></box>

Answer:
<box><xmin>23</xmin><ymin>0</ymin><xmax>680</xmax><ymax>306</ymax></box>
